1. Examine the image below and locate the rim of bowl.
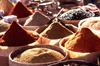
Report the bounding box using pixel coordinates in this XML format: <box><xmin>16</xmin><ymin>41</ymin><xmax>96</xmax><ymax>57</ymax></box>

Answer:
<box><xmin>48</xmin><ymin>60</ymin><xmax>99</xmax><ymax>66</ymax></box>
<box><xmin>78</xmin><ymin>17</ymin><xmax>100</xmax><ymax>29</ymax></box>
<box><xmin>78</xmin><ymin>17</ymin><xmax>100</xmax><ymax>34</ymax></box>
<box><xmin>59</xmin><ymin>36</ymin><xmax>92</xmax><ymax>54</ymax></box>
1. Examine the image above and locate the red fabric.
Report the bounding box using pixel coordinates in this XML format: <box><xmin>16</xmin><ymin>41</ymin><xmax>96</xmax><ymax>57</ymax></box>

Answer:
<box><xmin>8</xmin><ymin>1</ymin><xmax>33</xmax><ymax>18</ymax></box>
<box><xmin>78</xmin><ymin>5</ymin><xmax>100</xmax><ymax>13</ymax></box>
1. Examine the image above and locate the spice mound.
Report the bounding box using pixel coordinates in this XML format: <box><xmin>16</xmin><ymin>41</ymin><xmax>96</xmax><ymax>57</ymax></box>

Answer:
<box><xmin>58</xmin><ymin>9</ymin><xmax>94</xmax><ymax>20</ymax></box>
<box><xmin>0</xmin><ymin>20</ymin><xmax>39</xmax><ymax>46</ymax></box>
<box><xmin>0</xmin><ymin>0</ymin><xmax>14</xmax><ymax>16</ymax></box>
<box><xmin>0</xmin><ymin>22</ymin><xmax>10</xmax><ymax>32</ymax></box>
<box><xmin>13</xmin><ymin>48</ymin><xmax>64</xmax><ymax>64</ymax></box>
<box><xmin>8</xmin><ymin>1</ymin><xmax>33</xmax><ymax>18</ymax></box>
<box><xmin>24</xmin><ymin>11</ymin><xmax>50</xmax><ymax>26</ymax></box>
<box><xmin>40</xmin><ymin>21</ymin><xmax>73</xmax><ymax>39</ymax></box>
<box><xmin>64</xmin><ymin>27</ymin><xmax>100</xmax><ymax>52</ymax></box>
<box><xmin>80</xmin><ymin>18</ymin><xmax>100</xmax><ymax>30</ymax></box>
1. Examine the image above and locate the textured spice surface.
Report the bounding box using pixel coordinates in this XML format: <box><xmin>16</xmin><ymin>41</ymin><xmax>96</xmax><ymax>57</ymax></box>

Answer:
<box><xmin>64</xmin><ymin>27</ymin><xmax>100</xmax><ymax>52</ymax></box>
<box><xmin>13</xmin><ymin>48</ymin><xmax>64</xmax><ymax>64</ymax></box>
<box><xmin>0</xmin><ymin>22</ymin><xmax>10</xmax><ymax>32</ymax></box>
<box><xmin>0</xmin><ymin>0</ymin><xmax>14</xmax><ymax>16</ymax></box>
<box><xmin>0</xmin><ymin>20</ymin><xmax>39</xmax><ymax>46</ymax></box>
<box><xmin>8</xmin><ymin>2</ymin><xmax>33</xmax><ymax>18</ymax></box>
<box><xmin>40</xmin><ymin>21</ymin><xmax>73</xmax><ymax>39</ymax></box>
<box><xmin>24</xmin><ymin>11</ymin><xmax>50</xmax><ymax>26</ymax></box>
<box><xmin>80</xmin><ymin>18</ymin><xmax>100</xmax><ymax>30</ymax></box>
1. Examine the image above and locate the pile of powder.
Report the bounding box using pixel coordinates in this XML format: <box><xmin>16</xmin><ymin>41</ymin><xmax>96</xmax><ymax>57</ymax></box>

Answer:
<box><xmin>64</xmin><ymin>27</ymin><xmax>100</xmax><ymax>52</ymax></box>
<box><xmin>40</xmin><ymin>21</ymin><xmax>74</xmax><ymax>39</ymax></box>
<box><xmin>0</xmin><ymin>22</ymin><xmax>10</xmax><ymax>32</ymax></box>
<box><xmin>0</xmin><ymin>0</ymin><xmax>14</xmax><ymax>16</ymax></box>
<box><xmin>24</xmin><ymin>11</ymin><xmax>50</xmax><ymax>26</ymax></box>
<box><xmin>80</xmin><ymin>18</ymin><xmax>100</xmax><ymax>30</ymax></box>
<box><xmin>8</xmin><ymin>2</ymin><xmax>33</xmax><ymax>18</ymax></box>
<box><xmin>13</xmin><ymin>48</ymin><xmax>64</xmax><ymax>64</ymax></box>
<box><xmin>0</xmin><ymin>20</ymin><xmax>39</xmax><ymax>46</ymax></box>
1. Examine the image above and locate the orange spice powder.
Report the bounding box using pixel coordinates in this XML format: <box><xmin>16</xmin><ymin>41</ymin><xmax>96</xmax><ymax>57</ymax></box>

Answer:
<box><xmin>64</xmin><ymin>27</ymin><xmax>100</xmax><ymax>52</ymax></box>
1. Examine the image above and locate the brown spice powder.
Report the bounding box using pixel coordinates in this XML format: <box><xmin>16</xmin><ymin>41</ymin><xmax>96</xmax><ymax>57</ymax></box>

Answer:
<box><xmin>40</xmin><ymin>21</ymin><xmax>74</xmax><ymax>39</ymax></box>
<box><xmin>64</xmin><ymin>27</ymin><xmax>100</xmax><ymax>52</ymax></box>
<box><xmin>0</xmin><ymin>0</ymin><xmax>14</xmax><ymax>16</ymax></box>
<box><xmin>24</xmin><ymin>11</ymin><xmax>50</xmax><ymax>26</ymax></box>
<box><xmin>13</xmin><ymin>48</ymin><xmax>64</xmax><ymax>64</ymax></box>
<box><xmin>0</xmin><ymin>22</ymin><xmax>10</xmax><ymax>32</ymax></box>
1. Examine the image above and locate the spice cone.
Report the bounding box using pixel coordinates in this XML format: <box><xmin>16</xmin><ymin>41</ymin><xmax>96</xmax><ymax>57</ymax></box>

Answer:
<box><xmin>0</xmin><ymin>20</ymin><xmax>39</xmax><ymax>46</ymax></box>
<box><xmin>8</xmin><ymin>1</ymin><xmax>33</xmax><ymax>18</ymax></box>
<box><xmin>0</xmin><ymin>0</ymin><xmax>14</xmax><ymax>16</ymax></box>
<box><xmin>24</xmin><ymin>11</ymin><xmax>50</xmax><ymax>26</ymax></box>
<box><xmin>40</xmin><ymin>21</ymin><xmax>74</xmax><ymax>39</ymax></box>
<box><xmin>65</xmin><ymin>27</ymin><xmax>100</xmax><ymax>52</ymax></box>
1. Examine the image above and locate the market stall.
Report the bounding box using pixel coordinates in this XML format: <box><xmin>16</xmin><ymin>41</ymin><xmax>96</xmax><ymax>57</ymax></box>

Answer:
<box><xmin>0</xmin><ymin>0</ymin><xmax>100</xmax><ymax>66</ymax></box>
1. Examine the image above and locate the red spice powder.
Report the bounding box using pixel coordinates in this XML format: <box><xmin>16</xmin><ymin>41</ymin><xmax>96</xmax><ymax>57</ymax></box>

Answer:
<box><xmin>8</xmin><ymin>1</ymin><xmax>33</xmax><ymax>18</ymax></box>
<box><xmin>0</xmin><ymin>20</ymin><xmax>39</xmax><ymax>46</ymax></box>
